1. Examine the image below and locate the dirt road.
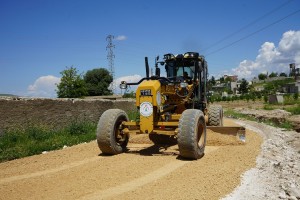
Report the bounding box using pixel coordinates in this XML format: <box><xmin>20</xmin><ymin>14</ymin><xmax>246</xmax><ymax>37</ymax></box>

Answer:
<box><xmin>0</xmin><ymin>119</ymin><xmax>262</xmax><ymax>200</ymax></box>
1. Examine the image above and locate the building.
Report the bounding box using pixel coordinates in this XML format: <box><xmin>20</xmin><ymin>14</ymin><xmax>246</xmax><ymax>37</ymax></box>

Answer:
<box><xmin>223</xmin><ymin>75</ymin><xmax>238</xmax><ymax>82</ymax></box>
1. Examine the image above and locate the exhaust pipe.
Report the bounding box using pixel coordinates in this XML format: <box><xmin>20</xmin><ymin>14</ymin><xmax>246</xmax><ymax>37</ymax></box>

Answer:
<box><xmin>145</xmin><ymin>57</ymin><xmax>150</xmax><ymax>79</ymax></box>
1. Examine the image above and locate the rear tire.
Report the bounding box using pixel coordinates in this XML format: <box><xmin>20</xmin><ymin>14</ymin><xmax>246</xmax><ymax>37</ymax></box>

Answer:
<box><xmin>96</xmin><ymin>109</ymin><xmax>129</xmax><ymax>155</ymax></box>
<box><xmin>177</xmin><ymin>109</ymin><xmax>206</xmax><ymax>160</ymax></box>
<box><xmin>208</xmin><ymin>105</ymin><xmax>223</xmax><ymax>126</ymax></box>
<box><xmin>149</xmin><ymin>134</ymin><xmax>177</xmax><ymax>145</ymax></box>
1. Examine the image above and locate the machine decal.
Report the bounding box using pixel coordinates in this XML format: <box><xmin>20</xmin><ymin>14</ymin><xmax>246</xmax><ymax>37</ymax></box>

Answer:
<box><xmin>140</xmin><ymin>89</ymin><xmax>151</xmax><ymax>96</ymax></box>
<box><xmin>140</xmin><ymin>102</ymin><xmax>153</xmax><ymax>117</ymax></box>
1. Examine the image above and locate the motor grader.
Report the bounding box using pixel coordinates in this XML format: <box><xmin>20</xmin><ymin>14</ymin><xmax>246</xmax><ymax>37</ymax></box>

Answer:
<box><xmin>96</xmin><ymin>52</ymin><xmax>245</xmax><ymax>160</ymax></box>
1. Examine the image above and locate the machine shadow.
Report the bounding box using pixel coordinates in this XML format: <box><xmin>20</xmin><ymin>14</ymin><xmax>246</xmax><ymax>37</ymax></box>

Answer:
<box><xmin>127</xmin><ymin>144</ymin><xmax>178</xmax><ymax>157</ymax></box>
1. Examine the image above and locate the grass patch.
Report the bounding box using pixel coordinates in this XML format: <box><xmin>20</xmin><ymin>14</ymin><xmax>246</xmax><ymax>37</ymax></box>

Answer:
<box><xmin>285</xmin><ymin>104</ymin><xmax>300</xmax><ymax>115</ymax></box>
<box><xmin>263</xmin><ymin>104</ymin><xmax>275</xmax><ymax>110</ymax></box>
<box><xmin>224</xmin><ymin>109</ymin><xmax>293</xmax><ymax>130</ymax></box>
<box><xmin>224</xmin><ymin>109</ymin><xmax>256</xmax><ymax>121</ymax></box>
<box><xmin>0</xmin><ymin>120</ymin><xmax>96</xmax><ymax>162</ymax></box>
<box><xmin>127</xmin><ymin>109</ymin><xmax>140</xmax><ymax>121</ymax></box>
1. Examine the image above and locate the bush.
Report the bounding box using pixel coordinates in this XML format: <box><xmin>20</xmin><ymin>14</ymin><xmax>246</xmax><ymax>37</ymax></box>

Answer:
<box><xmin>263</xmin><ymin>95</ymin><xmax>268</xmax><ymax>103</ymax></box>
<box><xmin>293</xmin><ymin>92</ymin><xmax>299</xmax><ymax>100</ymax></box>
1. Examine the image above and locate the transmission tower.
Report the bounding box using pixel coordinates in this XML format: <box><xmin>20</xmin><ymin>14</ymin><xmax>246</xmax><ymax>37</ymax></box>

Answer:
<box><xmin>106</xmin><ymin>35</ymin><xmax>115</xmax><ymax>93</ymax></box>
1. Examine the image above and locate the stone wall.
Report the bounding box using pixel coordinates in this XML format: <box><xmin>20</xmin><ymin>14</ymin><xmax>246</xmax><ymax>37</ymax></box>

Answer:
<box><xmin>0</xmin><ymin>97</ymin><xmax>136</xmax><ymax>132</ymax></box>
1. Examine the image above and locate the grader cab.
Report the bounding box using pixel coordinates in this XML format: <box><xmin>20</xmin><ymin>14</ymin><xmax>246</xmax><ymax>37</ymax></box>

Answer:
<box><xmin>96</xmin><ymin>52</ymin><xmax>245</xmax><ymax>160</ymax></box>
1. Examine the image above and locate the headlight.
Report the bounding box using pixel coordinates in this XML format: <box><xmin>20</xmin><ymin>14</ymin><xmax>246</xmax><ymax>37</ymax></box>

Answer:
<box><xmin>120</xmin><ymin>81</ymin><xmax>128</xmax><ymax>89</ymax></box>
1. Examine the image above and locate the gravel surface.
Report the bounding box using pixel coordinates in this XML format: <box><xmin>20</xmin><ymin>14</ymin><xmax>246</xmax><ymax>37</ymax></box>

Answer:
<box><xmin>222</xmin><ymin>120</ymin><xmax>300</xmax><ymax>200</ymax></box>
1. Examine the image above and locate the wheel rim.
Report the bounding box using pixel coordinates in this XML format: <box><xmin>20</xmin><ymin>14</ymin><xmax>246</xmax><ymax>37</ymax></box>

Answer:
<box><xmin>114</xmin><ymin>118</ymin><xmax>127</xmax><ymax>147</ymax></box>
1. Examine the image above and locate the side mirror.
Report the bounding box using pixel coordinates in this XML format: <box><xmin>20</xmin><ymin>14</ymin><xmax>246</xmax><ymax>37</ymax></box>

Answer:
<box><xmin>120</xmin><ymin>81</ymin><xmax>128</xmax><ymax>90</ymax></box>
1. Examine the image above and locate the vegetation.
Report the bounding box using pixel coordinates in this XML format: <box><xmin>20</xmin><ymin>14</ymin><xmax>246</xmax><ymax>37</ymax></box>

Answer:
<box><xmin>56</xmin><ymin>66</ymin><xmax>114</xmax><ymax>98</ymax></box>
<box><xmin>0</xmin><ymin>120</ymin><xmax>96</xmax><ymax>162</ymax></box>
<box><xmin>127</xmin><ymin>109</ymin><xmax>140</xmax><ymax>121</ymax></box>
<box><xmin>263</xmin><ymin>78</ymin><xmax>294</xmax><ymax>94</ymax></box>
<box><xmin>224</xmin><ymin>109</ymin><xmax>293</xmax><ymax>130</ymax></box>
<box><xmin>285</xmin><ymin>104</ymin><xmax>300</xmax><ymax>115</ymax></box>
<box><xmin>238</xmin><ymin>78</ymin><xmax>249</xmax><ymax>94</ymax></box>
<box><xmin>258</xmin><ymin>73</ymin><xmax>267</xmax><ymax>80</ymax></box>
<box><xmin>122</xmin><ymin>91</ymin><xmax>136</xmax><ymax>98</ymax></box>
<box><xmin>56</xmin><ymin>66</ymin><xmax>88</xmax><ymax>98</ymax></box>
<box><xmin>279</xmin><ymin>72</ymin><xmax>287</xmax><ymax>77</ymax></box>
<box><xmin>269</xmin><ymin>72</ymin><xmax>278</xmax><ymax>78</ymax></box>
<box><xmin>84</xmin><ymin>68</ymin><xmax>112</xmax><ymax>96</ymax></box>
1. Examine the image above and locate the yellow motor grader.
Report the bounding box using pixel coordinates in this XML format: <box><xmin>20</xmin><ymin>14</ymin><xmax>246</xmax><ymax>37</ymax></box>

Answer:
<box><xmin>96</xmin><ymin>52</ymin><xmax>245</xmax><ymax>160</ymax></box>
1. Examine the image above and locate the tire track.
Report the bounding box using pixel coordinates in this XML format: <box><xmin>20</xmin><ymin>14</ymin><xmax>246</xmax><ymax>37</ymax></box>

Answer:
<box><xmin>80</xmin><ymin>160</ymin><xmax>188</xmax><ymax>200</ymax></box>
<box><xmin>0</xmin><ymin>156</ymin><xmax>100</xmax><ymax>184</ymax></box>
<box><xmin>0</xmin><ymin>144</ymin><xmax>165</xmax><ymax>185</ymax></box>
<box><xmin>80</xmin><ymin>146</ymin><xmax>220</xmax><ymax>200</ymax></box>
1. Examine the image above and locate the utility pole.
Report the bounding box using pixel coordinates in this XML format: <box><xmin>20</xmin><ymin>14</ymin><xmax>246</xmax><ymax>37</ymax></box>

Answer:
<box><xmin>106</xmin><ymin>35</ymin><xmax>115</xmax><ymax>93</ymax></box>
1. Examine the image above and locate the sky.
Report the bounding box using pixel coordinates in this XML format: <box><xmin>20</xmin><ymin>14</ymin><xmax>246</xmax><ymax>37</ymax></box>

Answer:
<box><xmin>0</xmin><ymin>0</ymin><xmax>300</xmax><ymax>97</ymax></box>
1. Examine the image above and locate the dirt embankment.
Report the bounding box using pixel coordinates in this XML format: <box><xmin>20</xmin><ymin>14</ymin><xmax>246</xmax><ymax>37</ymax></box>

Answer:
<box><xmin>0</xmin><ymin>119</ymin><xmax>262</xmax><ymax>200</ymax></box>
<box><xmin>214</xmin><ymin>101</ymin><xmax>300</xmax><ymax>132</ymax></box>
<box><xmin>222</xmin><ymin>120</ymin><xmax>300</xmax><ymax>200</ymax></box>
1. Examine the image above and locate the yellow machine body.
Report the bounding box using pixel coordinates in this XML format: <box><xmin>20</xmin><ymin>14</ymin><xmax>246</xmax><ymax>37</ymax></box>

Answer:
<box><xmin>135</xmin><ymin>80</ymin><xmax>161</xmax><ymax>134</ymax></box>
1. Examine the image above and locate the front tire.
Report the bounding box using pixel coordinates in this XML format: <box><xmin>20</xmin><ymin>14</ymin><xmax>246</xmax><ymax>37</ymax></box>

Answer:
<box><xmin>96</xmin><ymin>109</ymin><xmax>129</xmax><ymax>155</ymax></box>
<box><xmin>177</xmin><ymin>109</ymin><xmax>206</xmax><ymax>160</ymax></box>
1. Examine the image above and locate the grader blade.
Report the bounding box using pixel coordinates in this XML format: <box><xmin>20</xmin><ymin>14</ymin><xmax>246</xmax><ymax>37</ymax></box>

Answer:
<box><xmin>207</xmin><ymin>126</ymin><xmax>246</xmax><ymax>142</ymax></box>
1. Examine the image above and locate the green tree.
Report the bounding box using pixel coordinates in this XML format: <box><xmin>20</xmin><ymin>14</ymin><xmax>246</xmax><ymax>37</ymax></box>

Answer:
<box><xmin>56</xmin><ymin>66</ymin><xmax>87</xmax><ymax>98</ymax></box>
<box><xmin>238</xmin><ymin>79</ymin><xmax>249</xmax><ymax>94</ymax></box>
<box><xmin>269</xmin><ymin>72</ymin><xmax>278</xmax><ymax>78</ymax></box>
<box><xmin>219</xmin><ymin>77</ymin><xmax>225</xmax><ymax>83</ymax></box>
<box><xmin>225</xmin><ymin>77</ymin><xmax>232</xmax><ymax>83</ymax></box>
<box><xmin>258</xmin><ymin>73</ymin><xmax>267</xmax><ymax>80</ymax></box>
<box><xmin>279</xmin><ymin>72</ymin><xmax>287</xmax><ymax>77</ymax></box>
<box><xmin>210</xmin><ymin>76</ymin><xmax>216</xmax><ymax>85</ymax></box>
<box><xmin>84</xmin><ymin>68</ymin><xmax>113</xmax><ymax>96</ymax></box>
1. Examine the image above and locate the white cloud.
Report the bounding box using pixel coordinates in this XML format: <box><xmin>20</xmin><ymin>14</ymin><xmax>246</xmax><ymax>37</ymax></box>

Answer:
<box><xmin>27</xmin><ymin>75</ymin><xmax>61</xmax><ymax>98</ymax></box>
<box><xmin>109</xmin><ymin>74</ymin><xmax>142</xmax><ymax>94</ymax></box>
<box><xmin>114</xmin><ymin>35</ymin><xmax>127</xmax><ymax>41</ymax></box>
<box><xmin>232</xmin><ymin>30</ymin><xmax>300</xmax><ymax>80</ymax></box>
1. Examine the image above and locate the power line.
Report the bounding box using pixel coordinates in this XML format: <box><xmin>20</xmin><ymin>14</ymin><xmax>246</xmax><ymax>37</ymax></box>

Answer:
<box><xmin>205</xmin><ymin>9</ymin><xmax>300</xmax><ymax>56</ymax></box>
<box><xmin>203</xmin><ymin>0</ymin><xmax>295</xmax><ymax>52</ymax></box>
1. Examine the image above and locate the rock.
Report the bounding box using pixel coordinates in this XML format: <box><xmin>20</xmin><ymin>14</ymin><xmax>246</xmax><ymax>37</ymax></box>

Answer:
<box><xmin>288</xmin><ymin>188</ymin><xmax>300</xmax><ymax>199</ymax></box>
<box><xmin>63</xmin><ymin>145</ymin><xmax>68</xmax><ymax>149</ymax></box>
<box><xmin>288</xmin><ymin>196</ymin><xmax>297</xmax><ymax>200</ymax></box>
<box><xmin>42</xmin><ymin>151</ymin><xmax>48</xmax><ymax>154</ymax></box>
<box><xmin>279</xmin><ymin>191</ymin><xmax>287</xmax><ymax>199</ymax></box>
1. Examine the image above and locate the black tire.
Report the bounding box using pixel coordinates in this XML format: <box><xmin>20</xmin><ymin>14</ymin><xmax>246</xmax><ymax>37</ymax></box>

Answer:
<box><xmin>177</xmin><ymin>109</ymin><xmax>206</xmax><ymax>160</ymax></box>
<box><xmin>96</xmin><ymin>109</ymin><xmax>129</xmax><ymax>155</ymax></box>
<box><xmin>149</xmin><ymin>134</ymin><xmax>177</xmax><ymax>145</ymax></box>
<box><xmin>208</xmin><ymin>105</ymin><xmax>223</xmax><ymax>126</ymax></box>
